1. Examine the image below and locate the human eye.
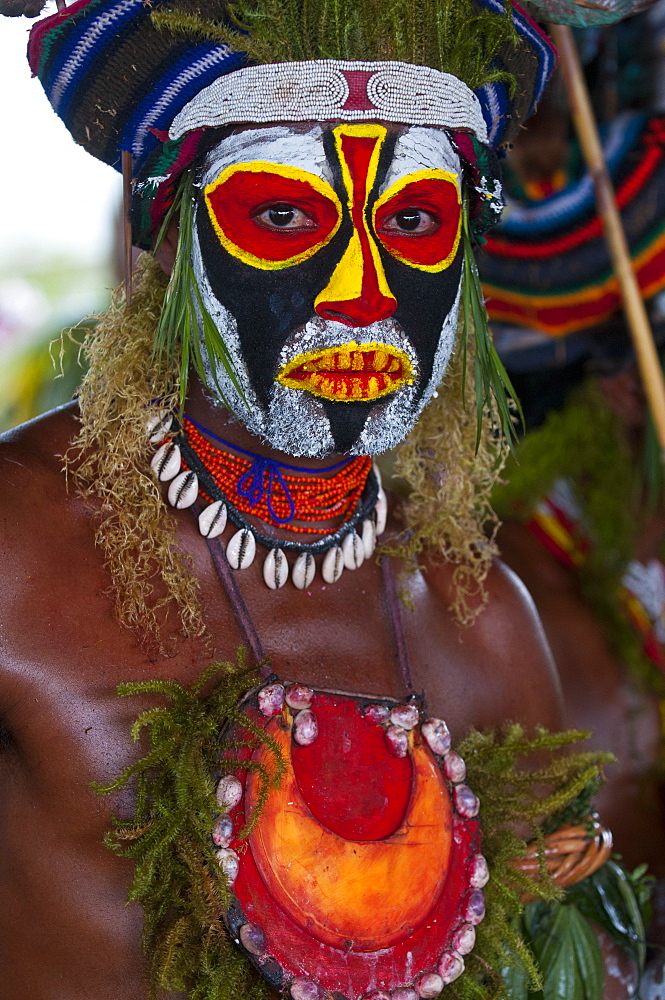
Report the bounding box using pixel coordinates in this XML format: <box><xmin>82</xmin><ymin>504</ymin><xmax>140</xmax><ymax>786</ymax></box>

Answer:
<box><xmin>379</xmin><ymin>209</ymin><xmax>440</xmax><ymax>235</ymax></box>
<box><xmin>253</xmin><ymin>203</ymin><xmax>318</xmax><ymax>231</ymax></box>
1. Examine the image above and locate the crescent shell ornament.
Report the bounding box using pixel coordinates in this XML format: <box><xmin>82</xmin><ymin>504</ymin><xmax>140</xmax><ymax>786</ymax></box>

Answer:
<box><xmin>217</xmin><ymin>683</ymin><xmax>486</xmax><ymax>1000</ymax></box>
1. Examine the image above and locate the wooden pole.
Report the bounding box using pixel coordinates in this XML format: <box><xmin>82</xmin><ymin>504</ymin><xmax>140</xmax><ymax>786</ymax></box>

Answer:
<box><xmin>122</xmin><ymin>150</ymin><xmax>133</xmax><ymax>307</ymax></box>
<box><xmin>549</xmin><ymin>23</ymin><xmax>665</xmax><ymax>458</ymax></box>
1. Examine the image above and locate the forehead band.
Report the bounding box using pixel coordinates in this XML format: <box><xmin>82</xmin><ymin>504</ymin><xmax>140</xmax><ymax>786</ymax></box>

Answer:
<box><xmin>169</xmin><ymin>60</ymin><xmax>488</xmax><ymax>143</ymax></box>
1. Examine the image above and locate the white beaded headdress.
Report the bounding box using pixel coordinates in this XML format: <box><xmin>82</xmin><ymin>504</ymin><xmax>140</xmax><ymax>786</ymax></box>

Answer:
<box><xmin>170</xmin><ymin>60</ymin><xmax>488</xmax><ymax>142</ymax></box>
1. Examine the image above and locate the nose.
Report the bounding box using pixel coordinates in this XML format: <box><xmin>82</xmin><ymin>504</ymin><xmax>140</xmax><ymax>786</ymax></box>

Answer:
<box><xmin>315</xmin><ymin>230</ymin><xmax>397</xmax><ymax>327</ymax></box>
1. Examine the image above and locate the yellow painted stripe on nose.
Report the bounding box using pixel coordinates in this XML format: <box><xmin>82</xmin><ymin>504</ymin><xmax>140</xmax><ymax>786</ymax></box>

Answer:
<box><xmin>315</xmin><ymin>124</ymin><xmax>395</xmax><ymax>310</ymax></box>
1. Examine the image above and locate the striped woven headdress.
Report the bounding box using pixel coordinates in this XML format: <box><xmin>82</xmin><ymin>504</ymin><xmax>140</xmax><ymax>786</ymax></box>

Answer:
<box><xmin>27</xmin><ymin>0</ymin><xmax>556</xmax><ymax>246</ymax></box>
<box><xmin>479</xmin><ymin>113</ymin><xmax>665</xmax><ymax>342</ymax></box>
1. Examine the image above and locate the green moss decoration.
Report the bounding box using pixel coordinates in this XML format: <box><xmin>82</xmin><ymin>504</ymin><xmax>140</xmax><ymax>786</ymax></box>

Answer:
<box><xmin>152</xmin><ymin>0</ymin><xmax>517</xmax><ymax>93</ymax></box>
<box><xmin>97</xmin><ymin>658</ymin><xmax>614</xmax><ymax>1000</ymax></box>
<box><xmin>95</xmin><ymin>651</ymin><xmax>284</xmax><ymax>999</ymax></box>
<box><xmin>446</xmin><ymin>725</ymin><xmax>614</xmax><ymax>1000</ymax></box>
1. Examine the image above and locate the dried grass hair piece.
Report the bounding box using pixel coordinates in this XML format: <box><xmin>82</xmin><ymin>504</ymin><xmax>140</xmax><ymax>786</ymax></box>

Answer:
<box><xmin>66</xmin><ymin>255</ymin><xmax>204</xmax><ymax>643</ymax></box>
<box><xmin>382</xmin><ymin>317</ymin><xmax>508</xmax><ymax>627</ymax></box>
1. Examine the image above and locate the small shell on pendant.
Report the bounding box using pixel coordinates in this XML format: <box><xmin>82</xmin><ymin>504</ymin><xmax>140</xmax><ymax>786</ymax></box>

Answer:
<box><xmin>258</xmin><ymin>682</ymin><xmax>285</xmax><ymax>717</ymax></box>
<box><xmin>216</xmin><ymin>847</ymin><xmax>239</xmax><ymax>885</ymax></box>
<box><xmin>385</xmin><ymin>724</ymin><xmax>409</xmax><ymax>758</ymax></box>
<box><xmin>361</xmin><ymin>518</ymin><xmax>376</xmax><ymax>559</ymax></box>
<box><xmin>363</xmin><ymin>702</ymin><xmax>390</xmax><ymax>724</ymax></box>
<box><xmin>390</xmin><ymin>704</ymin><xmax>419</xmax><ymax>730</ymax></box>
<box><xmin>151</xmin><ymin>442</ymin><xmax>181</xmax><ymax>482</ymax></box>
<box><xmin>199</xmin><ymin>500</ymin><xmax>227</xmax><ymax>539</ymax></box>
<box><xmin>146</xmin><ymin>410</ymin><xmax>173</xmax><ymax>443</ymax></box>
<box><xmin>167</xmin><ymin>469</ymin><xmax>199</xmax><ymax>509</ymax></box>
<box><xmin>292</xmin><ymin>552</ymin><xmax>316</xmax><ymax>590</ymax></box>
<box><xmin>374</xmin><ymin>487</ymin><xmax>388</xmax><ymax>536</ymax></box>
<box><xmin>263</xmin><ymin>548</ymin><xmax>288</xmax><ymax>589</ymax></box>
<box><xmin>468</xmin><ymin>854</ymin><xmax>489</xmax><ymax>889</ymax></box>
<box><xmin>290</xmin><ymin>977</ymin><xmax>325</xmax><ymax>1000</ymax></box>
<box><xmin>322</xmin><ymin>546</ymin><xmax>344</xmax><ymax>584</ymax></box>
<box><xmin>452</xmin><ymin>922</ymin><xmax>476</xmax><ymax>956</ymax></box>
<box><xmin>464</xmin><ymin>889</ymin><xmax>486</xmax><ymax>926</ymax></box>
<box><xmin>285</xmin><ymin>683</ymin><xmax>313</xmax><ymax>710</ymax></box>
<box><xmin>421</xmin><ymin>717</ymin><xmax>451</xmax><ymax>756</ymax></box>
<box><xmin>415</xmin><ymin>973</ymin><xmax>445</xmax><ymax>998</ymax></box>
<box><xmin>239</xmin><ymin>922</ymin><xmax>267</xmax><ymax>956</ymax></box>
<box><xmin>454</xmin><ymin>784</ymin><xmax>480</xmax><ymax>818</ymax></box>
<box><xmin>437</xmin><ymin>951</ymin><xmax>464</xmax><ymax>985</ymax></box>
<box><xmin>215</xmin><ymin>775</ymin><xmax>243</xmax><ymax>811</ymax></box>
<box><xmin>443</xmin><ymin>750</ymin><xmax>466</xmax><ymax>783</ymax></box>
<box><xmin>293</xmin><ymin>708</ymin><xmax>318</xmax><ymax>747</ymax></box>
<box><xmin>342</xmin><ymin>530</ymin><xmax>364</xmax><ymax>570</ymax></box>
<box><xmin>212</xmin><ymin>814</ymin><xmax>234</xmax><ymax>848</ymax></box>
<box><xmin>226</xmin><ymin>528</ymin><xmax>256</xmax><ymax>570</ymax></box>
<box><xmin>390</xmin><ymin>989</ymin><xmax>418</xmax><ymax>1000</ymax></box>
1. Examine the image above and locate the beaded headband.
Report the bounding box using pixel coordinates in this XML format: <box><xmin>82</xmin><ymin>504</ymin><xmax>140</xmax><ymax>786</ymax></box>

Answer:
<box><xmin>169</xmin><ymin>61</ymin><xmax>489</xmax><ymax>142</ymax></box>
<box><xmin>27</xmin><ymin>0</ymin><xmax>555</xmax><ymax>177</ymax></box>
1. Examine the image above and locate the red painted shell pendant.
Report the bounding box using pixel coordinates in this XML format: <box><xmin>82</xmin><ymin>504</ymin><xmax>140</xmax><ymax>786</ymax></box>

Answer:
<box><xmin>214</xmin><ymin>680</ymin><xmax>488</xmax><ymax>1000</ymax></box>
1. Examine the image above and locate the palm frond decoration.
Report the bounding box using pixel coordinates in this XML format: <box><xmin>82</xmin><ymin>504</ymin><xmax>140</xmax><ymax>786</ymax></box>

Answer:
<box><xmin>153</xmin><ymin>170</ymin><xmax>245</xmax><ymax>410</ymax></box>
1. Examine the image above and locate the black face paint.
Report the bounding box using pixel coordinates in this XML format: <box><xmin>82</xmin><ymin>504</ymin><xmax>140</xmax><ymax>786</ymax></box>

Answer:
<box><xmin>193</xmin><ymin>122</ymin><xmax>465</xmax><ymax>456</ymax></box>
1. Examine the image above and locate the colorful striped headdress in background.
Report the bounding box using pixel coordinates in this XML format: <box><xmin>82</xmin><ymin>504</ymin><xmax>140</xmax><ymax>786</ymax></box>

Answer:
<box><xmin>27</xmin><ymin>0</ymin><xmax>557</xmax><ymax>247</ymax></box>
<box><xmin>478</xmin><ymin>113</ymin><xmax>665</xmax><ymax>370</ymax></box>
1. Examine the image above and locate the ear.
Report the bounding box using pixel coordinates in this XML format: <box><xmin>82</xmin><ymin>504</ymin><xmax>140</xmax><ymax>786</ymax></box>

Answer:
<box><xmin>153</xmin><ymin>215</ymin><xmax>180</xmax><ymax>275</ymax></box>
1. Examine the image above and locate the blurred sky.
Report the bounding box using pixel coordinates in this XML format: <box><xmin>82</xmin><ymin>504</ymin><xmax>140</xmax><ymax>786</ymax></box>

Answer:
<box><xmin>0</xmin><ymin>6</ymin><xmax>120</xmax><ymax>270</ymax></box>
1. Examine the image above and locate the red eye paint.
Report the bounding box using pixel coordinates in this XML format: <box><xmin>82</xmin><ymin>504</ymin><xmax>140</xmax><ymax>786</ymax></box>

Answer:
<box><xmin>204</xmin><ymin>163</ymin><xmax>342</xmax><ymax>269</ymax></box>
<box><xmin>374</xmin><ymin>174</ymin><xmax>462</xmax><ymax>270</ymax></box>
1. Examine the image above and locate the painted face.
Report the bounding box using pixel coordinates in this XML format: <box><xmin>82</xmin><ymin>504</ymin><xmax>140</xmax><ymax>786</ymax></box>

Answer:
<box><xmin>193</xmin><ymin>122</ymin><xmax>464</xmax><ymax>456</ymax></box>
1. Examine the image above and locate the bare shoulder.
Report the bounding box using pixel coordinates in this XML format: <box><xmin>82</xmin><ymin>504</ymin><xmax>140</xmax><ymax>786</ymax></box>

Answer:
<box><xmin>418</xmin><ymin>550</ymin><xmax>565</xmax><ymax>732</ymax></box>
<box><xmin>0</xmin><ymin>403</ymin><xmax>80</xmax><ymax>509</ymax></box>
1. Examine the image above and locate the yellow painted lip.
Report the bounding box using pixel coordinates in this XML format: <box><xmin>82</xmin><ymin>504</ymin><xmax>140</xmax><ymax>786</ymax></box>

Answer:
<box><xmin>277</xmin><ymin>342</ymin><xmax>414</xmax><ymax>402</ymax></box>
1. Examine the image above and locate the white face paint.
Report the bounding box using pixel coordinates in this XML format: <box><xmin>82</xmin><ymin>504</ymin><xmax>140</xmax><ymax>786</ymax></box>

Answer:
<box><xmin>192</xmin><ymin>122</ymin><xmax>464</xmax><ymax>457</ymax></box>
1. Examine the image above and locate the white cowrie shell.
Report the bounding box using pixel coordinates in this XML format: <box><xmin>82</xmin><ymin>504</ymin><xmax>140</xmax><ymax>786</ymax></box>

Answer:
<box><xmin>151</xmin><ymin>442</ymin><xmax>181</xmax><ymax>482</ymax></box>
<box><xmin>342</xmin><ymin>531</ymin><xmax>364</xmax><ymax>570</ymax></box>
<box><xmin>198</xmin><ymin>500</ymin><xmax>227</xmax><ymax>538</ymax></box>
<box><xmin>263</xmin><ymin>548</ymin><xmax>288</xmax><ymax>589</ymax></box>
<box><xmin>361</xmin><ymin>518</ymin><xmax>376</xmax><ymax>559</ymax></box>
<box><xmin>375</xmin><ymin>487</ymin><xmax>388</xmax><ymax>536</ymax></box>
<box><xmin>167</xmin><ymin>470</ymin><xmax>199</xmax><ymax>509</ymax></box>
<box><xmin>321</xmin><ymin>546</ymin><xmax>344</xmax><ymax>584</ymax></box>
<box><xmin>226</xmin><ymin>529</ymin><xmax>256</xmax><ymax>570</ymax></box>
<box><xmin>146</xmin><ymin>410</ymin><xmax>173</xmax><ymax>443</ymax></box>
<box><xmin>292</xmin><ymin>552</ymin><xmax>315</xmax><ymax>590</ymax></box>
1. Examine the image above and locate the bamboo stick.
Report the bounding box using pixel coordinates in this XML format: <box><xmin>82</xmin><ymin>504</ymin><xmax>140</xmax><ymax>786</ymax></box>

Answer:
<box><xmin>549</xmin><ymin>23</ymin><xmax>665</xmax><ymax>458</ymax></box>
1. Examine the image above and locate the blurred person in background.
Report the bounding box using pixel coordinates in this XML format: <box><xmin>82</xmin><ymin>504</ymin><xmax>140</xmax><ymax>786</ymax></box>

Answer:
<box><xmin>478</xmin><ymin>15</ymin><xmax>665</xmax><ymax>987</ymax></box>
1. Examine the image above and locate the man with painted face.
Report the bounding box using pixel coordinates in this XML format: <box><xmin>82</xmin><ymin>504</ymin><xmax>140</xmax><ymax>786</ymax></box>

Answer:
<box><xmin>190</xmin><ymin>120</ymin><xmax>464</xmax><ymax>457</ymax></box>
<box><xmin>0</xmin><ymin>1</ymin><xmax>640</xmax><ymax>998</ymax></box>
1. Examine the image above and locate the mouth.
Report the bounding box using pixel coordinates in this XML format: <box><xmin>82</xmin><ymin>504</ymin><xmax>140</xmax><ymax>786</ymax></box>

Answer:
<box><xmin>276</xmin><ymin>342</ymin><xmax>415</xmax><ymax>402</ymax></box>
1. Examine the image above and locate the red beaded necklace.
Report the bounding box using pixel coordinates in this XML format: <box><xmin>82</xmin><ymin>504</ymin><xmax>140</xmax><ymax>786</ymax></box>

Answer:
<box><xmin>182</xmin><ymin>416</ymin><xmax>372</xmax><ymax>535</ymax></box>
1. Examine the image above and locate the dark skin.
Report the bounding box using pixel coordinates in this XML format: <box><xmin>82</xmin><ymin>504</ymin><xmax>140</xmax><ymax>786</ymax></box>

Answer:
<box><xmin>0</xmin><ymin>165</ymin><xmax>629</xmax><ymax>998</ymax></box>
<box><xmin>0</xmin><ymin>392</ymin><xmax>567</xmax><ymax>999</ymax></box>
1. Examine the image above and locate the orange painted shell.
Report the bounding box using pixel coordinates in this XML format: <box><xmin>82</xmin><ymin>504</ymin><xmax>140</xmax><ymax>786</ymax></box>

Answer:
<box><xmin>217</xmin><ymin>685</ymin><xmax>486</xmax><ymax>1000</ymax></box>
